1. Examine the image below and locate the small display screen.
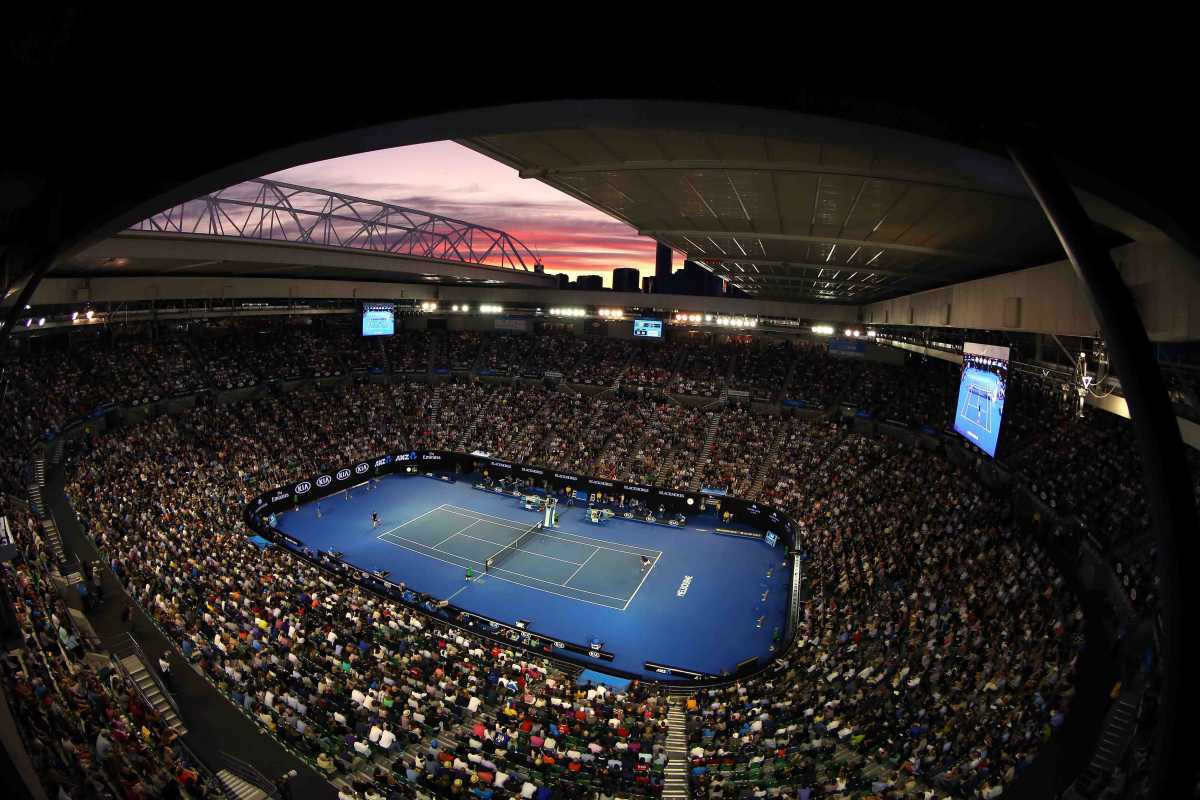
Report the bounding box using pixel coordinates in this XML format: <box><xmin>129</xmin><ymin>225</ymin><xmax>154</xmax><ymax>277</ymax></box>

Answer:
<box><xmin>362</xmin><ymin>303</ymin><xmax>395</xmax><ymax>336</ymax></box>
<box><xmin>633</xmin><ymin>318</ymin><xmax>663</xmax><ymax>338</ymax></box>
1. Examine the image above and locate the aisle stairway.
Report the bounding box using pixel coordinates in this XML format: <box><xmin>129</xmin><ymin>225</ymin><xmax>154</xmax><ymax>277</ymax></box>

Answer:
<box><xmin>119</xmin><ymin>653</ymin><xmax>188</xmax><ymax>737</ymax></box>
<box><xmin>28</xmin><ymin>453</ymin><xmax>69</xmax><ymax>564</ymax></box>
<box><xmin>777</xmin><ymin>351</ymin><xmax>798</xmax><ymax>404</ymax></box>
<box><xmin>428</xmin><ymin>385</ymin><xmax>443</xmax><ymax>422</ymax></box>
<box><xmin>1069</xmin><ymin>689</ymin><xmax>1142</xmax><ymax>797</ymax></box>
<box><xmin>215</xmin><ymin>770</ymin><xmax>269</xmax><ymax>800</ymax></box>
<box><xmin>687</xmin><ymin>413</ymin><xmax>723</xmax><ymax>492</ymax></box>
<box><xmin>664</xmin><ymin>696</ymin><xmax>690</xmax><ymax>800</ymax></box>
<box><xmin>49</xmin><ymin>436</ymin><xmax>65</xmax><ymax>467</ymax></box>
<box><xmin>746</xmin><ymin>428</ymin><xmax>786</xmax><ymax>500</ymax></box>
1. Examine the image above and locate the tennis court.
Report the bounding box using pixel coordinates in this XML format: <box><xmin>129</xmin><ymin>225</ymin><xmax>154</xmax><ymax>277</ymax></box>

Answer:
<box><xmin>376</xmin><ymin>503</ymin><xmax>661</xmax><ymax>610</ymax></box>
<box><xmin>964</xmin><ymin>383</ymin><xmax>993</xmax><ymax>428</ymax></box>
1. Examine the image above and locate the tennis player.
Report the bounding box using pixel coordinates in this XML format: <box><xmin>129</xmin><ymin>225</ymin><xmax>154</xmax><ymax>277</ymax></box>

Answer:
<box><xmin>371</xmin><ymin>511</ymin><xmax>380</xmax><ymax>528</ymax></box>
<box><xmin>640</xmin><ymin>555</ymin><xmax>651</xmax><ymax>572</ymax></box>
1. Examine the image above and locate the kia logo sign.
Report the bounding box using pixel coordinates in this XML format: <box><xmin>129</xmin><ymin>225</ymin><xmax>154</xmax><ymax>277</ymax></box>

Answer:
<box><xmin>336</xmin><ymin>469</ymin><xmax>352</xmax><ymax>481</ymax></box>
<box><xmin>355</xmin><ymin>463</ymin><xmax>369</xmax><ymax>475</ymax></box>
<box><xmin>295</xmin><ymin>481</ymin><xmax>312</xmax><ymax>494</ymax></box>
<box><xmin>316</xmin><ymin>475</ymin><xmax>332</xmax><ymax>488</ymax></box>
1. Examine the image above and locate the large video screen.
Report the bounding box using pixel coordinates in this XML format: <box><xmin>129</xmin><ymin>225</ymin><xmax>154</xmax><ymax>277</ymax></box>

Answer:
<box><xmin>633</xmin><ymin>318</ymin><xmax>663</xmax><ymax>338</ymax></box>
<box><xmin>361</xmin><ymin>303</ymin><xmax>395</xmax><ymax>337</ymax></box>
<box><xmin>953</xmin><ymin>342</ymin><xmax>1010</xmax><ymax>457</ymax></box>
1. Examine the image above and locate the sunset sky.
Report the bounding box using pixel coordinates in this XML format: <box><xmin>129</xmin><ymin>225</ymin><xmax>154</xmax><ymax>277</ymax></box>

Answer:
<box><xmin>266</xmin><ymin>141</ymin><xmax>660</xmax><ymax>287</ymax></box>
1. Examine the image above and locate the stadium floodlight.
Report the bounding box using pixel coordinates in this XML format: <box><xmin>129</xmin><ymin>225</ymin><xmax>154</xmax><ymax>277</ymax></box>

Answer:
<box><xmin>71</xmin><ymin>311</ymin><xmax>78</xmax><ymax>321</ymax></box>
<box><xmin>86</xmin><ymin>309</ymin><xmax>95</xmax><ymax>320</ymax></box>
<box><xmin>38</xmin><ymin>318</ymin><xmax>45</xmax><ymax>326</ymax></box>
<box><xmin>812</xmin><ymin>324</ymin><xmax>834</xmax><ymax>335</ymax></box>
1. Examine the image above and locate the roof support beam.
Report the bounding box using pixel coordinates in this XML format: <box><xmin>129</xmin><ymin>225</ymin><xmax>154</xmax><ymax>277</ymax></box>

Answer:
<box><xmin>693</xmin><ymin>257</ymin><xmax>929</xmax><ymax>280</ymax></box>
<box><xmin>727</xmin><ymin>275</ymin><xmax>889</xmax><ymax>291</ymax></box>
<box><xmin>518</xmin><ymin>161</ymin><xmax>1032</xmax><ymax>200</ymax></box>
<box><xmin>642</xmin><ymin>229</ymin><xmax>1008</xmax><ymax>265</ymax></box>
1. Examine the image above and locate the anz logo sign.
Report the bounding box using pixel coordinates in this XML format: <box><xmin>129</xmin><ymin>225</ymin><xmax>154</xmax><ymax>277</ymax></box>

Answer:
<box><xmin>355</xmin><ymin>463</ymin><xmax>370</xmax><ymax>475</ymax></box>
<box><xmin>336</xmin><ymin>469</ymin><xmax>352</xmax><ymax>481</ymax></box>
<box><xmin>374</xmin><ymin>457</ymin><xmax>390</xmax><ymax>468</ymax></box>
<box><xmin>316</xmin><ymin>475</ymin><xmax>333</xmax><ymax>488</ymax></box>
<box><xmin>294</xmin><ymin>481</ymin><xmax>312</xmax><ymax>495</ymax></box>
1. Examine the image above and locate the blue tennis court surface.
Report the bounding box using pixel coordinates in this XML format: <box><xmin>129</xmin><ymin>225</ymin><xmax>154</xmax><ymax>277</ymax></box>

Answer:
<box><xmin>273</xmin><ymin>474</ymin><xmax>791</xmax><ymax>679</ymax></box>
<box><xmin>375</xmin><ymin>504</ymin><xmax>659</xmax><ymax>610</ymax></box>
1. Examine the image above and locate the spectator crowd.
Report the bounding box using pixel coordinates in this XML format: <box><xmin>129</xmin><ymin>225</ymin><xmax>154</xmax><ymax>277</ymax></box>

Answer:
<box><xmin>2</xmin><ymin>321</ymin><xmax>1192</xmax><ymax>799</ymax></box>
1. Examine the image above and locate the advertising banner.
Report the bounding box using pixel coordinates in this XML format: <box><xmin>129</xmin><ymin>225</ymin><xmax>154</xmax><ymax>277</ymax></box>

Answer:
<box><xmin>829</xmin><ymin>338</ymin><xmax>866</xmax><ymax>357</ymax></box>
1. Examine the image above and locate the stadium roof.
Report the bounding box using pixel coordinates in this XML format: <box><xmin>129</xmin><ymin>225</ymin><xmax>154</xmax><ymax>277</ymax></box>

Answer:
<box><xmin>462</xmin><ymin>126</ymin><xmax>1129</xmax><ymax>303</ymax></box>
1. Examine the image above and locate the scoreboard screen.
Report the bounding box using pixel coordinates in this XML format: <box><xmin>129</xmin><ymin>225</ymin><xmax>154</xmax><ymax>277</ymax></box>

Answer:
<box><xmin>633</xmin><ymin>318</ymin><xmax>663</xmax><ymax>338</ymax></box>
<box><xmin>953</xmin><ymin>342</ymin><xmax>1010</xmax><ymax>457</ymax></box>
<box><xmin>362</xmin><ymin>303</ymin><xmax>395</xmax><ymax>337</ymax></box>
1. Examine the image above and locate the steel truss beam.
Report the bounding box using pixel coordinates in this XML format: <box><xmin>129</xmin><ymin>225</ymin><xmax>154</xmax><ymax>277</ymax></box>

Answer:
<box><xmin>132</xmin><ymin>179</ymin><xmax>540</xmax><ymax>272</ymax></box>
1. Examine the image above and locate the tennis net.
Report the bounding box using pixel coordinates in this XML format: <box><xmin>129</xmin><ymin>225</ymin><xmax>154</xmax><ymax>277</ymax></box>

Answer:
<box><xmin>484</xmin><ymin>521</ymin><xmax>543</xmax><ymax>573</ymax></box>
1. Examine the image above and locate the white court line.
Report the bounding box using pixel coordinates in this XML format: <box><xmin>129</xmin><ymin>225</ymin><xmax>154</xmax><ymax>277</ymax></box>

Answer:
<box><xmin>622</xmin><ymin>552</ymin><xmax>661</xmax><ymax>611</ymax></box>
<box><xmin>447</xmin><ymin>528</ymin><xmax>585</xmax><ymax>566</ymax></box>
<box><xmin>434</xmin><ymin>519</ymin><xmax>481</xmax><ymax>548</ymax></box>
<box><xmin>374</xmin><ymin>533</ymin><xmax>626</xmax><ymax>611</ymax></box>
<box><xmin>440</xmin><ymin>504</ymin><xmax>662</xmax><ymax>558</ymax></box>
<box><xmin>445</xmin><ymin>582</ymin><xmax>473</xmax><ymax>602</ymax></box>
<box><xmin>374</xmin><ymin>504</ymin><xmax>447</xmax><ymax>540</ymax></box>
<box><xmin>562</xmin><ymin>546</ymin><xmax>600</xmax><ymax>587</ymax></box>
<box><xmin>378</xmin><ymin>529</ymin><xmax>630</xmax><ymax>602</ymax></box>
